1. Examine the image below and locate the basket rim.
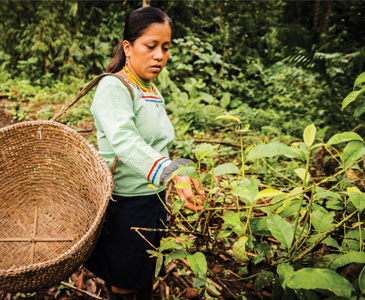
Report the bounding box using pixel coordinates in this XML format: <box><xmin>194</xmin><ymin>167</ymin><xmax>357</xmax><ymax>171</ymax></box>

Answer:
<box><xmin>0</xmin><ymin>120</ymin><xmax>113</xmax><ymax>275</ymax></box>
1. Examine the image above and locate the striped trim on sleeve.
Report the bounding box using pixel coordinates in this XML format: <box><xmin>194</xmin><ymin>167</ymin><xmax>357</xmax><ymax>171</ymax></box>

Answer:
<box><xmin>147</xmin><ymin>157</ymin><xmax>169</xmax><ymax>181</ymax></box>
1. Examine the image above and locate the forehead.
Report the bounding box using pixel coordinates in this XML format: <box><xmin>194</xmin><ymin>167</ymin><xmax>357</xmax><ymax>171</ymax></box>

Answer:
<box><xmin>139</xmin><ymin>22</ymin><xmax>172</xmax><ymax>42</ymax></box>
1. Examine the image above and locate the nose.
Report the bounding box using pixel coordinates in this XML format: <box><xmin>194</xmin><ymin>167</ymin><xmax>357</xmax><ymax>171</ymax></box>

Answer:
<box><xmin>153</xmin><ymin>47</ymin><xmax>164</xmax><ymax>61</ymax></box>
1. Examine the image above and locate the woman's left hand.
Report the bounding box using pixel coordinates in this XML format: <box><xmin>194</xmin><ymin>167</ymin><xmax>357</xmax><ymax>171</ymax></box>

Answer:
<box><xmin>172</xmin><ymin>175</ymin><xmax>203</xmax><ymax>211</ymax></box>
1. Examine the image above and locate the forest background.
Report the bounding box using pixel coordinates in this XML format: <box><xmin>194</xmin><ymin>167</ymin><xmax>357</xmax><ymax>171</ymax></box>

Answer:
<box><xmin>1</xmin><ymin>1</ymin><xmax>365</xmax><ymax>299</ymax></box>
<box><xmin>1</xmin><ymin>0</ymin><xmax>365</xmax><ymax>141</ymax></box>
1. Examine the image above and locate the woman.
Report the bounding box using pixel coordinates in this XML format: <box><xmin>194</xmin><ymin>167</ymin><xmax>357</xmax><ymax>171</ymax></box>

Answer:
<box><xmin>84</xmin><ymin>7</ymin><xmax>201</xmax><ymax>300</ymax></box>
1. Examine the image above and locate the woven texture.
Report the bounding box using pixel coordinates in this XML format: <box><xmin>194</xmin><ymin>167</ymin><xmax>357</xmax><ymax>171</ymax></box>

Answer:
<box><xmin>0</xmin><ymin>121</ymin><xmax>113</xmax><ymax>292</ymax></box>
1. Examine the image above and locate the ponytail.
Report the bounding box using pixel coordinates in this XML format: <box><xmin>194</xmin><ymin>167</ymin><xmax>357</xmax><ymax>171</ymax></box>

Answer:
<box><xmin>106</xmin><ymin>42</ymin><xmax>126</xmax><ymax>73</ymax></box>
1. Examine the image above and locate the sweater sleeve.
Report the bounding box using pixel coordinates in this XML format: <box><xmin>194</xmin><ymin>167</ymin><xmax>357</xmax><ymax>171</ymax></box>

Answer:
<box><xmin>91</xmin><ymin>76</ymin><xmax>172</xmax><ymax>187</ymax></box>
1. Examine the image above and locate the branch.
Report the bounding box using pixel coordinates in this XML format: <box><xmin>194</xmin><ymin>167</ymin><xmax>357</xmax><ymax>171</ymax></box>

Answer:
<box><xmin>194</xmin><ymin>138</ymin><xmax>241</xmax><ymax>148</ymax></box>
<box><xmin>291</xmin><ymin>210</ymin><xmax>358</xmax><ymax>263</ymax></box>
<box><xmin>131</xmin><ymin>227</ymin><xmax>206</xmax><ymax>236</ymax></box>
<box><xmin>60</xmin><ymin>282</ymin><xmax>103</xmax><ymax>300</ymax></box>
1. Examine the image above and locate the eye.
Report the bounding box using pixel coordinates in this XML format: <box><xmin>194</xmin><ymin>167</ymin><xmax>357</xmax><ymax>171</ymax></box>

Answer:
<box><xmin>163</xmin><ymin>47</ymin><xmax>170</xmax><ymax>52</ymax></box>
<box><xmin>146</xmin><ymin>45</ymin><xmax>155</xmax><ymax>50</ymax></box>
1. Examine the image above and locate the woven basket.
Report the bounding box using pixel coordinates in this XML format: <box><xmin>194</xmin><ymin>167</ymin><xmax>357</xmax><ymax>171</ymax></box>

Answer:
<box><xmin>0</xmin><ymin>74</ymin><xmax>131</xmax><ymax>292</ymax></box>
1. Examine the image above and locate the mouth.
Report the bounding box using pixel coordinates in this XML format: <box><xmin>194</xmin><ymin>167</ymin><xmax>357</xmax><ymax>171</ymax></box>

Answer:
<box><xmin>150</xmin><ymin>65</ymin><xmax>162</xmax><ymax>72</ymax></box>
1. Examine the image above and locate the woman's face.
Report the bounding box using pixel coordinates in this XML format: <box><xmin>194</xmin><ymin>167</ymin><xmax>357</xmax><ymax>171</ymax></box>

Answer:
<box><xmin>123</xmin><ymin>22</ymin><xmax>171</xmax><ymax>83</ymax></box>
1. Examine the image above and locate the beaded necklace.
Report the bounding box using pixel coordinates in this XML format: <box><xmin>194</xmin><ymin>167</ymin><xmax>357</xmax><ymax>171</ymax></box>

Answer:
<box><xmin>122</xmin><ymin>66</ymin><xmax>156</xmax><ymax>94</ymax></box>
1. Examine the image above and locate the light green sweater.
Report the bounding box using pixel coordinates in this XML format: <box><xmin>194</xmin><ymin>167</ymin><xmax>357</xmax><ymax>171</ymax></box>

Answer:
<box><xmin>91</xmin><ymin>76</ymin><xmax>174</xmax><ymax>196</ymax></box>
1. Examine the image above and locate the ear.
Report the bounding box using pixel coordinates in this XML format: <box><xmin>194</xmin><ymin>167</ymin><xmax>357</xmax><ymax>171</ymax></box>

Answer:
<box><xmin>123</xmin><ymin>40</ymin><xmax>131</xmax><ymax>58</ymax></box>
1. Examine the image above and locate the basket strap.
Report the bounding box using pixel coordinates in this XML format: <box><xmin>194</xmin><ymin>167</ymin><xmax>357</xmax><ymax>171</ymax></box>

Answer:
<box><xmin>51</xmin><ymin>73</ymin><xmax>133</xmax><ymax>122</ymax></box>
<box><xmin>51</xmin><ymin>73</ymin><xmax>135</xmax><ymax>177</ymax></box>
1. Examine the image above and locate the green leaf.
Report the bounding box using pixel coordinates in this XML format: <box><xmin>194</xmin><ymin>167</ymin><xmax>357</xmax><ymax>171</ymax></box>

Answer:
<box><xmin>343</xmin><ymin>141</ymin><xmax>365</xmax><ymax>167</ymax></box>
<box><xmin>187</xmin><ymin>252</ymin><xmax>207</xmax><ymax>281</ymax></box>
<box><xmin>287</xmin><ymin>268</ymin><xmax>354</xmax><ymax>298</ymax></box>
<box><xmin>220</xmin><ymin>93</ymin><xmax>231</xmax><ymax>108</ymax></box>
<box><xmin>327</xmin><ymin>132</ymin><xmax>363</xmax><ymax>145</ymax></box>
<box><xmin>246</xmin><ymin>143</ymin><xmax>302</xmax><ymax>161</ymax></box>
<box><xmin>206</xmin><ymin>282</ymin><xmax>221</xmax><ymax>295</ymax></box>
<box><xmin>354</xmin><ymin>72</ymin><xmax>365</xmax><ymax>89</ymax></box>
<box><xmin>323</xmin><ymin>237</ymin><xmax>340</xmax><ymax>249</ymax></box>
<box><xmin>254</xmin><ymin>189</ymin><xmax>286</xmax><ymax>202</ymax></box>
<box><xmin>303</xmin><ymin>124</ymin><xmax>316</xmax><ymax>148</ymax></box>
<box><xmin>174</xmin><ymin>182</ymin><xmax>191</xmax><ymax>189</ymax></box>
<box><xmin>192</xmin><ymin>278</ymin><xmax>206</xmax><ymax>288</ymax></box>
<box><xmin>354</xmin><ymin>101</ymin><xmax>365</xmax><ymax>118</ymax></box>
<box><xmin>194</xmin><ymin>143</ymin><xmax>219</xmax><ymax>160</ymax></box>
<box><xmin>221</xmin><ymin>211</ymin><xmax>245</xmax><ymax>235</ymax></box>
<box><xmin>175</xmin><ymin>166</ymin><xmax>199</xmax><ymax>180</ymax></box>
<box><xmin>168</xmin><ymin>250</ymin><xmax>189</xmax><ymax>259</ymax></box>
<box><xmin>246</xmin><ymin>178</ymin><xmax>260</xmax><ymax>202</ymax></box>
<box><xmin>201</xmin><ymin>173</ymin><xmax>212</xmax><ymax>183</ymax></box>
<box><xmin>215</xmin><ymin>115</ymin><xmax>241</xmax><ymax>123</ymax></box>
<box><xmin>211</xmin><ymin>163</ymin><xmax>240</xmax><ymax>176</ymax></box>
<box><xmin>159</xmin><ymin>240</ymin><xmax>184</xmax><ymax>252</ymax></box>
<box><xmin>254</xmin><ymin>270</ymin><xmax>274</xmax><ymax>292</ymax></box>
<box><xmin>330</xmin><ymin>252</ymin><xmax>365</xmax><ymax>269</ymax></box>
<box><xmin>342</xmin><ymin>88</ymin><xmax>365</xmax><ymax>110</ymax></box>
<box><xmin>326</xmin><ymin>200</ymin><xmax>343</xmax><ymax>210</ymax></box>
<box><xmin>267</xmin><ymin>214</ymin><xmax>294</xmax><ymax>249</ymax></box>
<box><xmin>349</xmin><ymin>192</ymin><xmax>365</xmax><ymax>214</ymax></box>
<box><xmin>359</xmin><ymin>266</ymin><xmax>365</xmax><ymax>294</ymax></box>
<box><xmin>277</xmin><ymin>263</ymin><xmax>294</xmax><ymax>289</ymax></box>
<box><xmin>294</xmin><ymin>168</ymin><xmax>311</xmax><ymax>183</ymax></box>
<box><xmin>155</xmin><ymin>252</ymin><xmax>163</xmax><ymax>277</ymax></box>
<box><xmin>232</xmin><ymin>236</ymin><xmax>249</xmax><ymax>262</ymax></box>
<box><xmin>311</xmin><ymin>211</ymin><xmax>335</xmax><ymax>233</ymax></box>
<box><xmin>173</xmin><ymin>199</ymin><xmax>186</xmax><ymax>213</ymax></box>
<box><xmin>295</xmin><ymin>289</ymin><xmax>319</xmax><ymax>300</ymax></box>
<box><xmin>230</xmin><ymin>186</ymin><xmax>253</xmax><ymax>205</ymax></box>
<box><xmin>217</xmin><ymin>230</ymin><xmax>233</xmax><ymax>238</ymax></box>
<box><xmin>253</xmin><ymin>255</ymin><xmax>265</xmax><ymax>265</ymax></box>
<box><xmin>315</xmin><ymin>190</ymin><xmax>342</xmax><ymax>201</ymax></box>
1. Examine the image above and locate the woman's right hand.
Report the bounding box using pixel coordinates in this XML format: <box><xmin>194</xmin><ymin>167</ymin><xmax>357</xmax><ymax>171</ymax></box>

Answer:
<box><xmin>172</xmin><ymin>175</ymin><xmax>203</xmax><ymax>211</ymax></box>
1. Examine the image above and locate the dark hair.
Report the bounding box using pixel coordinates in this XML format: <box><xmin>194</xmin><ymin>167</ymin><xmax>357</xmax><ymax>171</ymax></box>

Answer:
<box><xmin>106</xmin><ymin>7</ymin><xmax>173</xmax><ymax>73</ymax></box>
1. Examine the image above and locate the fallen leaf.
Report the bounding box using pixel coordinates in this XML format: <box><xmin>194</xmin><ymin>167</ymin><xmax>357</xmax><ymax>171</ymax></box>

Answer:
<box><xmin>47</xmin><ymin>286</ymin><xmax>58</xmax><ymax>295</ymax></box>
<box><xmin>86</xmin><ymin>279</ymin><xmax>97</xmax><ymax>295</ymax></box>
<box><xmin>95</xmin><ymin>278</ymin><xmax>107</xmax><ymax>292</ymax></box>
<box><xmin>183</xmin><ymin>288</ymin><xmax>198</xmax><ymax>299</ymax></box>
<box><xmin>75</xmin><ymin>270</ymin><xmax>86</xmax><ymax>296</ymax></box>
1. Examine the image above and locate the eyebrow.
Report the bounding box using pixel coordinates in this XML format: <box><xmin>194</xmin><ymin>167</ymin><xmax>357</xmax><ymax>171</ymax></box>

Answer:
<box><xmin>146</xmin><ymin>40</ymin><xmax>171</xmax><ymax>44</ymax></box>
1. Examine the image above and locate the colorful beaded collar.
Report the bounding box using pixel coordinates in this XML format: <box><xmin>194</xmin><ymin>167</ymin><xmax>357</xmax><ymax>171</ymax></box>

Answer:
<box><xmin>122</xmin><ymin>66</ymin><xmax>157</xmax><ymax>95</ymax></box>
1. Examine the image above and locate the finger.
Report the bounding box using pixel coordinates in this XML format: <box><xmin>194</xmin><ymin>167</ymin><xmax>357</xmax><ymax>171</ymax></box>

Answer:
<box><xmin>194</xmin><ymin>195</ymin><xmax>204</xmax><ymax>205</ymax></box>
<box><xmin>183</xmin><ymin>201</ymin><xmax>202</xmax><ymax>212</ymax></box>
<box><xmin>191</xmin><ymin>178</ymin><xmax>202</xmax><ymax>194</ymax></box>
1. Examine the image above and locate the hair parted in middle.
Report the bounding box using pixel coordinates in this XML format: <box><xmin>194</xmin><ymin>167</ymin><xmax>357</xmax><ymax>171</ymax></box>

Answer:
<box><xmin>106</xmin><ymin>7</ymin><xmax>173</xmax><ymax>74</ymax></box>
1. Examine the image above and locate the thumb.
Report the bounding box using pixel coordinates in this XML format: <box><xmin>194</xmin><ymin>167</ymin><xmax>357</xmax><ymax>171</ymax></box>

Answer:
<box><xmin>191</xmin><ymin>178</ymin><xmax>202</xmax><ymax>195</ymax></box>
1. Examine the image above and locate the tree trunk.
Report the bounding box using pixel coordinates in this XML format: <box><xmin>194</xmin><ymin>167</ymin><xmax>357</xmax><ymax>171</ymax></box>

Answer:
<box><xmin>319</xmin><ymin>0</ymin><xmax>332</xmax><ymax>47</ymax></box>
<box><xmin>312</xmin><ymin>0</ymin><xmax>321</xmax><ymax>34</ymax></box>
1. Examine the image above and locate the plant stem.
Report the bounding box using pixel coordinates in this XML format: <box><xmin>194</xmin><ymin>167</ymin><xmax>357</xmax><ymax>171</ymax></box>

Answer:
<box><xmin>261</xmin><ymin>158</ymin><xmax>300</xmax><ymax>186</ymax></box>
<box><xmin>291</xmin><ymin>210</ymin><xmax>358</xmax><ymax>263</ymax></box>
<box><xmin>131</xmin><ymin>227</ymin><xmax>206</xmax><ymax>236</ymax></box>
<box><xmin>291</xmin><ymin>148</ymin><xmax>311</xmax><ymax>249</ymax></box>
<box><xmin>204</xmin><ymin>155</ymin><xmax>365</xmax><ymax>212</ymax></box>
<box><xmin>240</xmin><ymin>132</ymin><xmax>245</xmax><ymax>188</ymax></box>
<box><xmin>290</xmin><ymin>184</ymin><xmax>316</xmax><ymax>258</ymax></box>
<box><xmin>359</xmin><ymin>213</ymin><xmax>363</xmax><ymax>252</ymax></box>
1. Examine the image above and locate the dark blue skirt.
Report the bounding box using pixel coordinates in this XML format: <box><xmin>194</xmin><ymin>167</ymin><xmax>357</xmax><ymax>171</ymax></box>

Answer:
<box><xmin>84</xmin><ymin>190</ymin><xmax>167</xmax><ymax>290</ymax></box>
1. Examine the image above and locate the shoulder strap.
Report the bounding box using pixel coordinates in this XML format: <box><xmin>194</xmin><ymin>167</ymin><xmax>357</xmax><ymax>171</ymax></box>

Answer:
<box><xmin>51</xmin><ymin>73</ymin><xmax>133</xmax><ymax>122</ymax></box>
<box><xmin>50</xmin><ymin>73</ymin><xmax>134</xmax><ymax>177</ymax></box>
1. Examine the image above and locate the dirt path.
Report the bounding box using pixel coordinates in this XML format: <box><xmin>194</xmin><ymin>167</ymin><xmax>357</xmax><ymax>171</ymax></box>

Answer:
<box><xmin>0</xmin><ymin>109</ymin><xmax>15</xmax><ymax>129</ymax></box>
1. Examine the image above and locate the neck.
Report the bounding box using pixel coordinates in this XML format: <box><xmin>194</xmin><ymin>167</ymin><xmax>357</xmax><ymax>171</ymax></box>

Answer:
<box><xmin>125</xmin><ymin>65</ymin><xmax>151</xmax><ymax>86</ymax></box>
<box><xmin>122</xmin><ymin>65</ymin><xmax>155</xmax><ymax>94</ymax></box>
